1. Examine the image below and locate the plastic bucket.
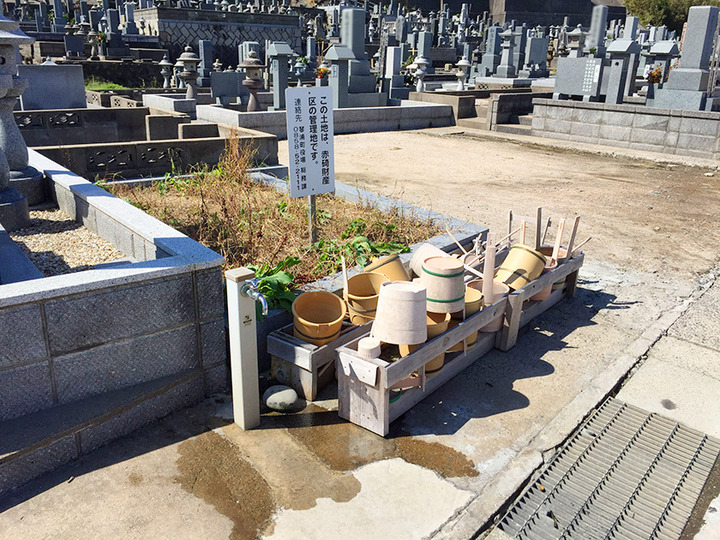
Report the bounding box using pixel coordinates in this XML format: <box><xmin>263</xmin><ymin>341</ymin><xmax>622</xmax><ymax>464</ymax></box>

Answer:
<box><xmin>421</xmin><ymin>256</ymin><xmax>466</xmax><ymax>313</ymax></box>
<box><xmin>399</xmin><ymin>312</ymin><xmax>451</xmax><ymax>373</ymax></box>
<box><xmin>467</xmin><ymin>279</ymin><xmax>510</xmax><ymax>332</ymax></box>
<box><xmin>494</xmin><ymin>244</ymin><xmax>547</xmax><ymax>291</ymax></box>
<box><xmin>371</xmin><ymin>281</ymin><xmax>427</xmax><ymax>345</ymax></box>
<box><xmin>346</xmin><ymin>271</ymin><xmax>390</xmax><ymax>324</ymax></box>
<box><xmin>292</xmin><ymin>291</ymin><xmax>347</xmax><ymax>346</ymax></box>
<box><xmin>364</xmin><ymin>253</ymin><xmax>410</xmax><ymax>282</ymax></box>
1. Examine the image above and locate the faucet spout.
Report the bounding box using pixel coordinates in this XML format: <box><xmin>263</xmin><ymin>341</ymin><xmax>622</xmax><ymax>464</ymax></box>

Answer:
<box><xmin>240</xmin><ymin>278</ymin><xmax>269</xmax><ymax>316</ymax></box>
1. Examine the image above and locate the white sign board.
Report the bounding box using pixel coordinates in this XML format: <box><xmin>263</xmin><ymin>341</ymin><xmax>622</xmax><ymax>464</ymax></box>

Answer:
<box><xmin>285</xmin><ymin>86</ymin><xmax>335</xmax><ymax>198</ymax></box>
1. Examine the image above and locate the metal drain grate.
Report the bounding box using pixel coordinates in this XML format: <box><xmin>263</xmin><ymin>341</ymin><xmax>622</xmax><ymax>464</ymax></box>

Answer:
<box><xmin>498</xmin><ymin>397</ymin><xmax>720</xmax><ymax>539</ymax></box>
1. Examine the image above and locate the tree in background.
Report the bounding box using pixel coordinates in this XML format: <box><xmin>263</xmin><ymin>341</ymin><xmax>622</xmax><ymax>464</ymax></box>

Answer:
<box><xmin>624</xmin><ymin>0</ymin><xmax>720</xmax><ymax>32</ymax></box>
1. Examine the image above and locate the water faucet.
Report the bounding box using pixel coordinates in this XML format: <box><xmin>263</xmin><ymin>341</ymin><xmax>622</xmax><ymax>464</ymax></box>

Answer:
<box><xmin>240</xmin><ymin>278</ymin><xmax>269</xmax><ymax>316</ymax></box>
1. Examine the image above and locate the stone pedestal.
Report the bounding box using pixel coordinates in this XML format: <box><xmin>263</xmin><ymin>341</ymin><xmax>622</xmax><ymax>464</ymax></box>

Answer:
<box><xmin>0</xmin><ymin>187</ymin><xmax>29</xmax><ymax>231</ymax></box>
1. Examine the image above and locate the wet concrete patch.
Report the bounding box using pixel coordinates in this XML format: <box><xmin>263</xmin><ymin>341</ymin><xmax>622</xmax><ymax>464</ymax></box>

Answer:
<box><xmin>279</xmin><ymin>406</ymin><xmax>478</xmax><ymax>479</ymax></box>
<box><xmin>396</xmin><ymin>439</ymin><xmax>478</xmax><ymax>478</ymax></box>
<box><xmin>176</xmin><ymin>430</ymin><xmax>275</xmax><ymax>540</ymax></box>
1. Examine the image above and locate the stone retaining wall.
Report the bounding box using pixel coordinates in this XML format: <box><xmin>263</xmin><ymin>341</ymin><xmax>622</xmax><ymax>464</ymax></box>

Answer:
<box><xmin>531</xmin><ymin>98</ymin><xmax>720</xmax><ymax>160</ymax></box>
<box><xmin>0</xmin><ymin>150</ymin><xmax>226</xmax><ymax>422</ymax></box>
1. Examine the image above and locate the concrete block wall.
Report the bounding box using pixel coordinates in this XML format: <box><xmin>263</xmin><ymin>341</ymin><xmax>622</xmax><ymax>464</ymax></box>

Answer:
<box><xmin>196</xmin><ymin>101</ymin><xmax>455</xmax><ymax>140</ymax></box>
<box><xmin>0</xmin><ymin>150</ymin><xmax>226</xmax><ymax>422</ymax></box>
<box><xmin>531</xmin><ymin>98</ymin><xmax>720</xmax><ymax>159</ymax></box>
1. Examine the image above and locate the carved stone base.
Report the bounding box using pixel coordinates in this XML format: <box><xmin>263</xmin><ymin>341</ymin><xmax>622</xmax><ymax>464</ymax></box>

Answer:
<box><xmin>0</xmin><ymin>188</ymin><xmax>30</xmax><ymax>231</ymax></box>
<box><xmin>9</xmin><ymin>166</ymin><xmax>44</xmax><ymax>206</ymax></box>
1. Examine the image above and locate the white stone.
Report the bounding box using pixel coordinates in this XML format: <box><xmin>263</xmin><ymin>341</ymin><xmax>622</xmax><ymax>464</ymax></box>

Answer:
<box><xmin>263</xmin><ymin>385</ymin><xmax>299</xmax><ymax>412</ymax></box>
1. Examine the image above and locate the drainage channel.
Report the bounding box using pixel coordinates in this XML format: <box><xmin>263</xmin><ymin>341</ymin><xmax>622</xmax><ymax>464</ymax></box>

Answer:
<box><xmin>497</xmin><ymin>397</ymin><xmax>720</xmax><ymax>539</ymax></box>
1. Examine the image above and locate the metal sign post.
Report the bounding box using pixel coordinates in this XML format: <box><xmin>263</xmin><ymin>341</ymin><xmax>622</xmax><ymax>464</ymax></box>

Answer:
<box><xmin>285</xmin><ymin>86</ymin><xmax>335</xmax><ymax>246</ymax></box>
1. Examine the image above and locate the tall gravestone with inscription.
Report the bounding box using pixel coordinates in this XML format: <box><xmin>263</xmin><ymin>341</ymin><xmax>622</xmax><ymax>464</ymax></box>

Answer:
<box><xmin>648</xmin><ymin>5</ymin><xmax>720</xmax><ymax>111</ymax></box>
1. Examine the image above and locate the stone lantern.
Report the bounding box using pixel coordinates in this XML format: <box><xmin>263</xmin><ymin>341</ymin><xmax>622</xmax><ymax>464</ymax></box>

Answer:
<box><xmin>159</xmin><ymin>54</ymin><xmax>173</xmax><ymax>89</ymax></box>
<box><xmin>0</xmin><ymin>14</ymin><xmax>34</xmax><ymax>231</ymax></box>
<box><xmin>178</xmin><ymin>45</ymin><xmax>199</xmax><ymax>98</ymax></box>
<box><xmin>567</xmin><ymin>25</ymin><xmax>586</xmax><ymax>58</ymax></box>
<box><xmin>173</xmin><ymin>59</ymin><xmax>185</xmax><ymax>88</ymax></box>
<box><xmin>238</xmin><ymin>49</ymin><xmax>265</xmax><ymax>112</ymax></box>
<box><xmin>88</xmin><ymin>29</ymin><xmax>100</xmax><ymax>60</ymax></box>
<box><xmin>414</xmin><ymin>54</ymin><xmax>429</xmax><ymax>92</ymax></box>
<box><xmin>293</xmin><ymin>56</ymin><xmax>305</xmax><ymax>85</ymax></box>
<box><xmin>456</xmin><ymin>56</ymin><xmax>470</xmax><ymax>90</ymax></box>
<box><xmin>213</xmin><ymin>58</ymin><xmax>223</xmax><ymax>72</ymax></box>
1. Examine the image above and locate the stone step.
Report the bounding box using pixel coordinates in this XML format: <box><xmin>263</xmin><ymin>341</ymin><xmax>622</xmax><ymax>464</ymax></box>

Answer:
<box><xmin>495</xmin><ymin>123</ymin><xmax>533</xmax><ymax>135</ymax></box>
<box><xmin>517</xmin><ymin>114</ymin><xmax>533</xmax><ymax>126</ymax></box>
<box><xmin>456</xmin><ymin>117</ymin><xmax>489</xmax><ymax>130</ymax></box>
<box><xmin>0</xmin><ymin>369</ymin><xmax>205</xmax><ymax>498</ymax></box>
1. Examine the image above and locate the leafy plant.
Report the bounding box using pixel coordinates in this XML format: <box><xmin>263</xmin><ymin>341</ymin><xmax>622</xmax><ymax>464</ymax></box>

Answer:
<box><xmin>247</xmin><ymin>256</ymin><xmax>300</xmax><ymax>314</ymax></box>
<box><xmin>312</xmin><ymin>235</ymin><xmax>409</xmax><ymax>275</ymax></box>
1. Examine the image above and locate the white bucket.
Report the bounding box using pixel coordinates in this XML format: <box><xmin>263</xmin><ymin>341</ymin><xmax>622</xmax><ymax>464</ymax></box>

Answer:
<box><xmin>371</xmin><ymin>281</ymin><xmax>428</xmax><ymax>345</ymax></box>
<box><xmin>421</xmin><ymin>256</ymin><xmax>466</xmax><ymax>314</ymax></box>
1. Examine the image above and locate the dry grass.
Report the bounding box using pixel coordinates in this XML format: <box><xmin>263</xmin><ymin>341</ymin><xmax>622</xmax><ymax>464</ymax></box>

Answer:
<box><xmin>106</xmin><ymin>141</ymin><xmax>438</xmax><ymax>284</ymax></box>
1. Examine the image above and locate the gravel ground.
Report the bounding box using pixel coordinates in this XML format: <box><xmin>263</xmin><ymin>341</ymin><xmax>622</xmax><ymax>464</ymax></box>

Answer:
<box><xmin>9</xmin><ymin>209</ymin><xmax>126</xmax><ymax>277</ymax></box>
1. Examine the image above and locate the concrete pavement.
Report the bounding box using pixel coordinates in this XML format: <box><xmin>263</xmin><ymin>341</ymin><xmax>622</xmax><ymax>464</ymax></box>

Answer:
<box><xmin>2</xmin><ymin>257</ymin><xmax>717</xmax><ymax>539</ymax></box>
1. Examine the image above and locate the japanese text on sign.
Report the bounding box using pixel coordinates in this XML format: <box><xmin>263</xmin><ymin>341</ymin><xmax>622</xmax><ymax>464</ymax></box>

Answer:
<box><xmin>285</xmin><ymin>86</ymin><xmax>335</xmax><ymax>198</ymax></box>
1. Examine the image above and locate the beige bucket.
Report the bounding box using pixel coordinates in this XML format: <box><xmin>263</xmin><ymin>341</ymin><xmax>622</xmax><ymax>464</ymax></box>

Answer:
<box><xmin>538</xmin><ymin>246</ymin><xmax>568</xmax><ymax>291</ymax></box>
<box><xmin>421</xmin><ymin>256</ymin><xmax>466</xmax><ymax>313</ymax></box>
<box><xmin>364</xmin><ymin>254</ymin><xmax>410</xmax><ymax>282</ymax></box>
<box><xmin>468</xmin><ymin>279</ymin><xmax>510</xmax><ymax>332</ymax></box>
<box><xmin>292</xmin><ymin>291</ymin><xmax>347</xmax><ymax>346</ymax></box>
<box><xmin>400</xmin><ymin>312</ymin><xmax>451</xmax><ymax>373</ymax></box>
<box><xmin>530</xmin><ymin>258</ymin><xmax>559</xmax><ymax>301</ymax></box>
<box><xmin>494</xmin><ymin>244</ymin><xmax>547</xmax><ymax>291</ymax></box>
<box><xmin>371</xmin><ymin>281</ymin><xmax>427</xmax><ymax>345</ymax></box>
<box><xmin>448</xmin><ymin>286</ymin><xmax>484</xmax><ymax>351</ymax></box>
<box><xmin>346</xmin><ymin>271</ymin><xmax>390</xmax><ymax>324</ymax></box>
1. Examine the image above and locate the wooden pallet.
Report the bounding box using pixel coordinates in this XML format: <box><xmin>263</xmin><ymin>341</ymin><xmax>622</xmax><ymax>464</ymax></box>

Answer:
<box><xmin>268</xmin><ymin>321</ymin><xmax>371</xmax><ymax>401</ymax></box>
<box><xmin>336</xmin><ymin>295</ymin><xmax>508</xmax><ymax>436</ymax></box>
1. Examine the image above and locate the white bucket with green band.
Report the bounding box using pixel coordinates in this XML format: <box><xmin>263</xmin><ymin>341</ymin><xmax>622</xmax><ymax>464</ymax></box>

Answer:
<box><xmin>421</xmin><ymin>256</ymin><xmax>466</xmax><ymax>313</ymax></box>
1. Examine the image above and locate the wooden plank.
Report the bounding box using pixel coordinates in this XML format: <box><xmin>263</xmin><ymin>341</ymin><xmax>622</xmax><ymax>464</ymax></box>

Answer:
<box><xmin>388</xmin><ymin>333</ymin><xmax>496</xmax><ymax>424</ymax></box>
<box><xmin>337</xmin><ymin>353</ymin><xmax>389</xmax><ymax>435</ymax></box>
<box><xmin>268</xmin><ymin>321</ymin><xmax>372</xmax><ymax>371</ymax></box>
<box><xmin>535</xmin><ymin>207</ymin><xmax>543</xmax><ymax>250</ymax></box>
<box><xmin>384</xmin><ymin>297</ymin><xmax>507</xmax><ymax>387</ymax></box>
<box><xmin>338</xmin><ymin>355</ymin><xmax>380</xmax><ymax>386</ymax></box>
<box><xmin>565</xmin><ymin>269</ymin><xmax>579</xmax><ymax>298</ymax></box>
<box><xmin>498</xmin><ymin>292</ymin><xmax>524</xmax><ymax>351</ymax></box>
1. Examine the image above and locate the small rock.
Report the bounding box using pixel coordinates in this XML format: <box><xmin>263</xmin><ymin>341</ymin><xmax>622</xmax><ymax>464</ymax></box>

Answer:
<box><xmin>263</xmin><ymin>385</ymin><xmax>299</xmax><ymax>412</ymax></box>
<box><xmin>704</xmin><ymin>172</ymin><xmax>715</xmax><ymax>177</ymax></box>
<box><xmin>653</xmin><ymin>226</ymin><xmax>661</xmax><ymax>232</ymax></box>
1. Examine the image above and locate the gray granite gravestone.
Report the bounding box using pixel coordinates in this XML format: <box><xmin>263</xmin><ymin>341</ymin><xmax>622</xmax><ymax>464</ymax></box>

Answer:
<box><xmin>479</xmin><ymin>25</ymin><xmax>501</xmax><ymax>77</ymax></box>
<box><xmin>267</xmin><ymin>41</ymin><xmax>293</xmax><ymax>110</ymax></box>
<box><xmin>649</xmin><ymin>6</ymin><xmax>720</xmax><ymax>111</ymax></box>
<box><xmin>417</xmin><ymin>30</ymin><xmax>433</xmax><ymax>73</ymax></box>
<box><xmin>326</xmin><ymin>44</ymin><xmax>353</xmax><ymax>108</ymax></box>
<box><xmin>605</xmin><ymin>37</ymin><xmax>640</xmax><ymax>104</ymax></box>
<box><xmin>122</xmin><ymin>2</ymin><xmax>139</xmax><ymax>35</ymax></box>
<box><xmin>585</xmin><ymin>4</ymin><xmax>608</xmax><ymax>57</ymax></box>
<box><xmin>496</xmin><ymin>28</ymin><xmax>516</xmax><ymax>78</ymax></box>
<box><xmin>341</xmin><ymin>8</ymin><xmax>375</xmax><ymax>93</ymax></box>
<box><xmin>197</xmin><ymin>39</ymin><xmax>213</xmax><ymax>86</ymax></box>
<box><xmin>554</xmin><ymin>56</ymin><xmax>604</xmax><ymax>101</ymax></box>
